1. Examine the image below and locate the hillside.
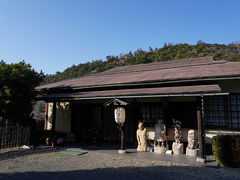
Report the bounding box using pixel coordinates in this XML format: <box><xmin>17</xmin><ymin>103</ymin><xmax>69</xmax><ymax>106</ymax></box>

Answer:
<box><xmin>42</xmin><ymin>42</ymin><xmax>240</xmax><ymax>85</ymax></box>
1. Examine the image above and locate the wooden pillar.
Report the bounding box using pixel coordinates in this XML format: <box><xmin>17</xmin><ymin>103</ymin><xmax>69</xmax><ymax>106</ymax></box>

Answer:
<box><xmin>70</xmin><ymin>102</ymin><xmax>75</xmax><ymax>132</ymax></box>
<box><xmin>52</xmin><ymin>102</ymin><xmax>56</xmax><ymax>132</ymax></box>
<box><xmin>197</xmin><ymin>97</ymin><xmax>205</xmax><ymax>163</ymax></box>
<box><xmin>45</xmin><ymin>102</ymin><xmax>48</xmax><ymax>130</ymax></box>
<box><xmin>120</xmin><ymin>126</ymin><xmax>125</xmax><ymax>150</ymax></box>
<box><xmin>117</xmin><ymin>124</ymin><xmax>125</xmax><ymax>153</ymax></box>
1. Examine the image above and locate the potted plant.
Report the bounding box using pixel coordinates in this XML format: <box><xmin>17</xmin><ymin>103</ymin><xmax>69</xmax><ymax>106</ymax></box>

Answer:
<box><xmin>51</xmin><ymin>135</ymin><xmax>57</xmax><ymax>148</ymax></box>
<box><xmin>57</xmin><ymin>137</ymin><xmax>64</xmax><ymax>147</ymax></box>
<box><xmin>52</xmin><ymin>140</ymin><xmax>56</xmax><ymax>148</ymax></box>
<box><xmin>46</xmin><ymin>137</ymin><xmax>51</xmax><ymax>146</ymax></box>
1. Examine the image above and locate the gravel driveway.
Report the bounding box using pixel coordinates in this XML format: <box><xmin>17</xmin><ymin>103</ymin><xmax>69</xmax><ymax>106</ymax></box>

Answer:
<box><xmin>0</xmin><ymin>147</ymin><xmax>239</xmax><ymax>180</ymax></box>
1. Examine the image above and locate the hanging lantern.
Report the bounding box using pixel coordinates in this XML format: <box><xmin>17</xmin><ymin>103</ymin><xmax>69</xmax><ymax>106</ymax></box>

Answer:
<box><xmin>114</xmin><ymin>107</ymin><xmax>126</xmax><ymax>124</ymax></box>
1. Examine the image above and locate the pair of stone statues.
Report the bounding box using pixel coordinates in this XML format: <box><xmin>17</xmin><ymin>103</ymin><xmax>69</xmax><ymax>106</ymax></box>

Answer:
<box><xmin>136</xmin><ymin>119</ymin><xmax>166</xmax><ymax>152</ymax></box>
<box><xmin>172</xmin><ymin>119</ymin><xmax>197</xmax><ymax>155</ymax></box>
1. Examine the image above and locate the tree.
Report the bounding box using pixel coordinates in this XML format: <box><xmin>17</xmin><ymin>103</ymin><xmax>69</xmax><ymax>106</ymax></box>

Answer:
<box><xmin>125</xmin><ymin>51</ymin><xmax>136</xmax><ymax>65</ymax></box>
<box><xmin>149</xmin><ymin>46</ymin><xmax>153</xmax><ymax>52</ymax></box>
<box><xmin>197</xmin><ymin>40</ymin><xmax>205</xmax><ymax>45</ymax></box>
<box><xmin>41</xmin><ymin>42</ymin><xmax>240</xmax><ymax>84</ymax></box>
<box><xmin>0</xmin><ymin>61</ymin><xmax>44</xmax><ymax>125</ymax></box>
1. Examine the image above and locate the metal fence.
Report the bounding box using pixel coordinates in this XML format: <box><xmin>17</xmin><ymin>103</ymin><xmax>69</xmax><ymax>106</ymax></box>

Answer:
<box><xmin>0</xmin><ymin>126</ymin><xmax>30</xmax><ymax>149</ymax></box>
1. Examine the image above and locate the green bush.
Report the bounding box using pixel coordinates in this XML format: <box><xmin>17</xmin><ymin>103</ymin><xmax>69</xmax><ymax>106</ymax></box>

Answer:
<box><xmin>212</xmin><ymin>135</ymin><xmax>240</xmax><ymax>168</ymax></box>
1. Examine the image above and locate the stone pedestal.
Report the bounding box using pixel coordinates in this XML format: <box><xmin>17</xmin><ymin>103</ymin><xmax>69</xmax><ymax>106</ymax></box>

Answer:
<box><xmin>165</xmin><ymin>150</ymin><xmax>173</xmax><ymax>155</ymax></box>
<box><xmin>196</xmin><ymin>157</ymin><xmax>206</xmax><ymax>163</ymax></box>
<box><xmin>147</xmin><ymin>147</ymin><xmax>154</xmax><ymax>152</ymax></box>
<box><xmin>154</xmin><ymin>146</ymin><xmax>168</xmax><ymax>154</ymax></box>
<box><xmin>186</xmin><ymin>148</ymin><xmax>198</xmax><ymax>157</ymax></box>
<box><xmin>118</xmin><ymin>150</ymin><xmax>126</xmax><ymax>154</ymax></box>
<box><xmin>172</xmin><ymin>142</ymin><xmax>184</xmax><ymax>154</ymax></box>
<box><xmin>137</xmin><ymin>144</ymin><xmax>147</xmax><ymax>152</ymax></box>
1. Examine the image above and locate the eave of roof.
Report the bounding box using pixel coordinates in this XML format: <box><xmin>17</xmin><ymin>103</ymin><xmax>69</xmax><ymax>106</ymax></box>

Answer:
<box><xmin>38</xmin><ymin>84</ymin><xmax>224</xmax><ymax>101</ymax></box>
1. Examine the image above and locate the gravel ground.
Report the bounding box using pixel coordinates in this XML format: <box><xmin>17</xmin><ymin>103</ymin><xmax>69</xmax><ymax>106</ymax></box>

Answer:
<box><xmin>0</xmin><ymin>147</ymin><xmax>239</xmax><ymax>180</ymax></box>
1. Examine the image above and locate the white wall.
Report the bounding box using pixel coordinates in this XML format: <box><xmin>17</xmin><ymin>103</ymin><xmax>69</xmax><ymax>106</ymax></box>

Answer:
<box><xmin>46</xmin><ymin>102</ymin><xmax>53</xmax><ymax>130</ymax></box>
<box><xmin>55</xmin><ymin>102</ymin><xmax>71</xmax><ymax>133</ymax></box>
<box><xmin>205</xmin><ymin>129</ymin><xmax>240</xmax><ymax>144</ymax></box>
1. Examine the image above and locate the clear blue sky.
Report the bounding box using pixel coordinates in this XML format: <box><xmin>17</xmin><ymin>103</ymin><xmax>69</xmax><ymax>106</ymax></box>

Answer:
<box><xmin>0</xmin><ymin>0</ymin><xmax>239</xmax><ymax>74</ymax></box>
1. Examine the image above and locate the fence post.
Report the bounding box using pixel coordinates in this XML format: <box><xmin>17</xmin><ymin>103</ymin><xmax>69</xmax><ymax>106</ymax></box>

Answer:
<box><xmin>27</xmin><ymin>127</ymin><xmax>30</xmax><ymax>145</ymax></box>
<box><xmin>3</xmin><ymin>127</ymin><xmax>6</xmax><ymax>148</ymax></box>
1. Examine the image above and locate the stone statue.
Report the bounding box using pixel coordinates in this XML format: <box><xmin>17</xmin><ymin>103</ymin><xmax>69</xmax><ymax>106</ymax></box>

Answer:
<box><xmin>154</xmin><ymin>119</ymin><xmax>166</xmax><ymax>147</ymax></box>
<box><xmin>136</xmin><ymin>121</ymin><xmax>147</xmax><ymax>152</ymax></box>
<box><xmin>172</xmin><ymin>119</ymin><xmax>183</xmax><ymax>154</ymax></box>
<box><xmin>173</xmin><ymin>119</ymin><xmax>182</xmax><ymax>143</ymax></box>
<box><xmin>186</xmin><ymin>129</ymin><xmax>198</xmax><ymax>157</ymax></box>
<box><xmin>187</xmin><ymin>130</ymin><xmax>195</xmax><ymax>149</ymax></box>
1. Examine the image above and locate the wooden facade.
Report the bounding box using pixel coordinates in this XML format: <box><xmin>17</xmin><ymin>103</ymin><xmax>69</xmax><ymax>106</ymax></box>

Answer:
<box><xmin>71</xmin><ymin>103</ymin><xmax>138</xmax><ymax>145</ymax></box>
<box><xmin>69</xmin><ymin>98</ymin><xmax>199</xmax><ymax>145</ymax></box>
<box><xmin>37</xmin><ymin>57</ymin><xmax>240</xmax><ymax>161</ymax></box>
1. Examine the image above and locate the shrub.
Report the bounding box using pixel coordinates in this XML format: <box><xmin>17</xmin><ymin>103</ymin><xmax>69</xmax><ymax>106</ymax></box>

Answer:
<box><xmin>212</xmin><ymin>135</ymin><xmax>240</xmax><ymax>168</ymax></box>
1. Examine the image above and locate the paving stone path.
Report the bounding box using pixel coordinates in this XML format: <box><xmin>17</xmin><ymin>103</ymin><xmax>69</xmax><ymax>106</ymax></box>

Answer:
<box><xmin>0</xmin><ymin>147</ymin><xmax>239</xmax><ymax>180</ymax></box>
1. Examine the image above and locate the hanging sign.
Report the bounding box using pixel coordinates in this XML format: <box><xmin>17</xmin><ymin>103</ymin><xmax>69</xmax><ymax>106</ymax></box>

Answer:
<box><xmin>114</xmin><ymin>107</ymin><xmax>126</xmax><ymax>124</ymax></box>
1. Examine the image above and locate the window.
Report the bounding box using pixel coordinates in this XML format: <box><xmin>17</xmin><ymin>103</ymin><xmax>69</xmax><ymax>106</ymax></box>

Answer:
<box><xmin>168</xmin><ymin>102</ymin><xmax>197</xmax><ymax>128</ymax></box>
<box><xmin>227</xmin><ymin>95</ymin><xmax>240</xmax><ymax>129</ymax></box>
<box><xmin>204</xmin><ymin>94</ymin><xmax>240</xmax><ymax>130</ymax></box>
<box><xmin>139</xmin><ymin>104</ymin><xmax>164</xmax><ymax>125</ymax></box>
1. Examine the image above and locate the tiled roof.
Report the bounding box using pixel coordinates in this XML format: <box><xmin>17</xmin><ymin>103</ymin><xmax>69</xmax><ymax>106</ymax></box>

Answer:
<box><xmin>99</xmin><ymin>56</ymin><xmax>222</xmax><ymax>75</ymax></box>
<box><xmin>37</xmin><ymin>57</ymin><xmax>240</xmax><ymax>90</ymax></box>
<box><xmin>39</xmin><ymin>84</ymin><xmax>221</xmax><ymax>100</ymax></box>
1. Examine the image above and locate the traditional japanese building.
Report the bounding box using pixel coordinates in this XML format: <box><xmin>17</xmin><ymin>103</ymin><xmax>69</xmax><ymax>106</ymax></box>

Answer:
<box><xmin>37</xmin><ymin>56</ymin><xmax>240</xmax><ymax>159</ymax></box>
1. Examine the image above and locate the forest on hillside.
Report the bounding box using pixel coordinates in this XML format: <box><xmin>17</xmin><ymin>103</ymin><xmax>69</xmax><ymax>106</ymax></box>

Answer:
<box><xmin>42</xmin><ymin>41</ymin><xmax>240</xmax><ymax>85</ymax></box>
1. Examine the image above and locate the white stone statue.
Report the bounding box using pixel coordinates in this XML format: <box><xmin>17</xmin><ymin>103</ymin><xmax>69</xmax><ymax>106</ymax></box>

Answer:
<box><xmin>136</xmin><ymin>121</ymin><xmax>147</xmax><ymax>152</ymax></box>
<box><xmin>187</xmin><ymin>130</ymin><xmax>195</xmax><ymax>149</ymax></box>
<box><xmin>154</xmin><ymin>119</ymin><xmax>166</xmax><ymax>147</ymax></box>
<box><xmin>186</xmin><ymin>129</ymin><xmax>198</xmax><ymax>157</ymax></box>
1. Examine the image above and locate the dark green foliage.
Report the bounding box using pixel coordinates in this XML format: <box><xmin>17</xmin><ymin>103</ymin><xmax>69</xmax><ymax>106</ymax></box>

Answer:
<box><xmin>212</xmin><ymin>135</ymin><xmax>240</xmax><ymax>168</ymax></box>
<box><xmin>0</xmin><ymin>61</ymin><xmax>44</xmax><ymax>125</ymax></box>
<box><xmin>42</xmin><ymin>42</ymin><xmax>240</xmax><ymax>85</ymax></box>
